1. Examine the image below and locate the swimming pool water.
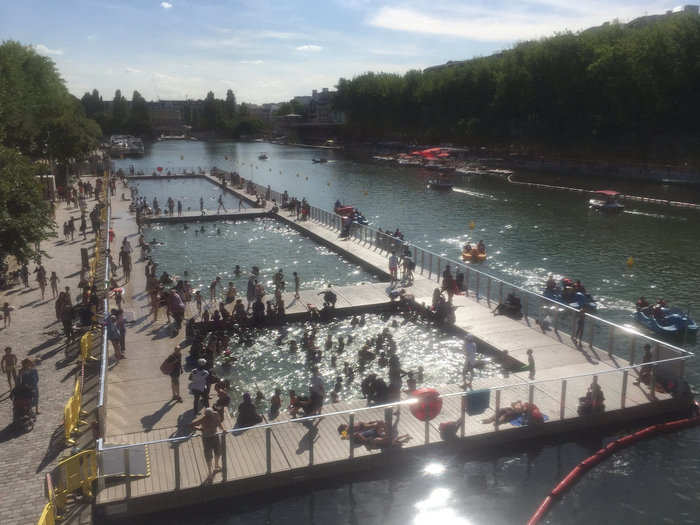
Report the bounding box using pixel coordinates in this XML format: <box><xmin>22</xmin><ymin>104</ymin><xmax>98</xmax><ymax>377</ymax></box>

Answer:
<box><xmin>129</xmin><ymin>177</ymin><xmax>246</xmax><ymax>212</ymax></box>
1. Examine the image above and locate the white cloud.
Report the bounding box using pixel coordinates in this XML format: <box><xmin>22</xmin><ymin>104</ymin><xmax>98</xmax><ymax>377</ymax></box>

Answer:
<box><xmin>240</xmin><ymin>60</ymin><xmax>264</xmax><ymax>64</ymax></box>
<box><xmin>367</xmin><ymin>2</ymin><xmax>672</xmax><ymax>42</ymax></box>
<box><xmin>35</xmin><ymin>44</ymin><xmax>64</xmax><ymax>56</ymax></box>
<box><xmin>160</xmin><ymin>2</ymin><xmax>173</xmax><ymax>9</ymax></box>
<box><xmin>125</xmin><ymin>67</ymin><xmax>142</xmax><ymax>73</ymax></box>
<box><xmin>296</xmin><ymin>44</ymin><xmax>323</xmax><ymax>52</ymax></box>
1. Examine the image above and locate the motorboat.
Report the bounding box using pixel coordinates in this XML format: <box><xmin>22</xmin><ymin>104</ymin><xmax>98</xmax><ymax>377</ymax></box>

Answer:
<box><xmin>635</xmin><ymin>306</ymin><xmax>698</xmax><ymax>337</ymax></box>
<box><xmin>426</xmin><ymin>175</ymin><xmax>454</xmax><ymax>191</ymax></box>
<box><xmin>589</xmin><ymin>190</ymin><xmax>625</xmax><ymax>213</ymax></box>
<box><xmin>312</xmin><ymin>158</ymin><xmax>328</xmax><ymax>163</ymax></box>
<box><xmin>543</xmin><ymin>278</ymin><xmax>597</xmax><ymax>311</ymax></box>
<box><xmin>258</xmin><ymin>152</ymin><xmax>268</xmax><ymax>160</ymax></box>
<box><xmin>334</xmin><ymin>202</ymin><xmax>367</xmax><ymax>224</ymax></box>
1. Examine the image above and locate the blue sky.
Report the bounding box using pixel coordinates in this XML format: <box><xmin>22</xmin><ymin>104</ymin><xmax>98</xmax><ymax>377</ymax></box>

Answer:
<box><xmin>0</xmin><ymin>0</ymin><xmax>677</xmax><ymax>104</ymax></box>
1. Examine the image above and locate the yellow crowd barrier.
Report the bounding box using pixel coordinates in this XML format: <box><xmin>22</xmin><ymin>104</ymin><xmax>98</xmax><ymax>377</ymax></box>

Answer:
<box><xmin>37</xmin><ymin>502</ymin><xmax>56</xmax><ymax>525</ymax></box>
<box><xmin>80</xmin><ymin>331</ymin><xmax>97</xmax><ymax>363</ymax></box>
<box><xmin>48</xmin><ymin>450</ymin><xmax>98</xmax><ymax>517</ymax></box>
<box><xmin>63</xmin><ymin>376</ymin><xmax>87</xmax><ymax>445</ymax></box>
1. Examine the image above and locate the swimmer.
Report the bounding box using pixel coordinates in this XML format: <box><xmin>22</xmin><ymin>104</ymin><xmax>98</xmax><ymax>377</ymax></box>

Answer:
<box><xmin>331</xmin><ymin>354</ymin><xmax>337</xmax><ymax>368</ymax></box>
<box><xmin>350</xmin><ymin>316</ymin><xmax>359</xmax><ymax>327</ymax></box>
<box><xmin>289</xmin><ymin>340</ymin><xmax>298</xmax><ymax>353</ymax></box>
<box><xmin>183</xmin><ymin>224</ymin><xmax>189</xmax><ymax>230</ymax></box>
<box><xmin>217</xmin><ymin>228</ymin><xmax>221</xmax><ymax>235</ymax></box>
<box><xmin>336</xmin><ymin>335</ymin><xmax>345</xmax><ymax>353</ymax></box>
<box><xmin>325</xmin><ymin>334</ymin><xmax>333</xmax><ymax>351</ymax></box>
<box><xmin>234</xmin><ymin>265</ymin><xmax>241</xmax><ymax>277</ymax></box>
<box><xmin>200</xmin><ymin>225</ymin><xmax>205</xmax><ymax>232</ymax></box>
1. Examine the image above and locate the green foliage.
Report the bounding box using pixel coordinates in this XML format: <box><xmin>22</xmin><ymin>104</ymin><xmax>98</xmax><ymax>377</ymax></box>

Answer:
<box><xmin>0</xmin><ymin>146</ymin><xmax>55</xmax><ymax>264</ymax></box>
<box><xmin>127</xmin><ymin>90</ymin><xmax>152</xmax><ymax>136</ymax></box>
<box><xmin>334</xmin><ymin>14</ymin><xmax>700</xmax><ymax>160</ymax></box>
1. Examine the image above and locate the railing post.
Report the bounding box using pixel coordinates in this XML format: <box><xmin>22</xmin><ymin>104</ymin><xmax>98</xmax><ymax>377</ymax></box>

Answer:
<box><xmin>221</xmin><ymin>432</ymin><xmax>227</xmax><ymax>482</ymax></box>
<box><xmin>266</xmin><ymin>428</ymin><xmax>272</xmax><ymax>474</ymax></box>
<box><xmin>523</xmin><ymin>293</ymin><xmax>528</xmax><ymax>319</ymax></box>
<box><xmin>553</xmin><ymin>307</ymin><xmax>559</xmax><ymax>334</ymax></box>
<box><xmin>437</xmin><ymin>258</ymin><xmax>441</xmax><ymax>284</ymax></box>
<box><xmin>475</xmin><ymin>272</ymin><xmax>480</xmax><ymax>300</ymax></box>
<box><xmin>348</xmin><ymin>414</ymin><xmax>354</xmax><ymax>459</ymax></box>
<box><xmin>621</xmin><ymin>370</ymin><xmax>629</xmax><ymax>409</ymax></box>
<box><xmin>528</xmin><ymin>384</ymin><xmax>534</xmax><ymax>405</ymax></box>
<box><xmin>608</xmin><ymin>326</ymin><xmax>615</xmax><ymax>357</ymax></box>
<box><xmin>385</xmin><ymin>407</ymin><xmax>394</xmax><ymax>450</ymax></box>
<box><xmin>679</xmin><ymin>359</ymin><xmax>685</xmax><ymax>379</ymax></box>
<box><xmin>174</xmin><ymin>443</ymin><xmax>181</xmax><ymax>490</ymax></box>
<box><xmin>560</xmin><ymin>380</ymin><xmax>567</xmax><ymax>420</ymax></box>
<box><xmin>588</xmin><ymin>319</ymin><xmax>595</xmax><ymax>349</ymax></box>
<box><xmin>629</xmin><ymin>338</ymin><xmax>637</xmax><ymax>366</ymax></box>
<box><xmin>486</xmin><ymin>277</ymin><xmax>491</xmax><ymax>306</ymax></box>
<box><xmin>494</xmin><ymin>390</ymin><xmax>501</xmax><ymax>431</ymax></box>
<box><xmin>651</xmin><ymin>344</ymin><xmax>660</xmax><ymax>400</ymax></box>
<box><xmin>464</xmin><ymin>267</ymin><xmax>469</xmax><ymax>296</ymax></box>
<box><xmin>124</xmin><ymin>448</ymin><xmax>131</xmax><ymax>499</ymax></box>
<box><xmin>429</xmin><ymin>253</ymin><xmax>433</xmax><ymax>279</ymax></box>
<box><xmin>421</xmin><ymin>251</ymin><xmax>425</xmax><ymax>275</ymax></box>
<box><xmin>424</xmin><ymin>418</ymin><xmax>430</xmax><ymax>445</ymax></box>
<box><xmin>309</xmin><ymin>427</ymin><xmax>314</xmax><ymax>466</ymax></box>
<box><xmin>460</xmin><ymin>395</ymin><xmax>467</xmax><ymax>438</ymax></box>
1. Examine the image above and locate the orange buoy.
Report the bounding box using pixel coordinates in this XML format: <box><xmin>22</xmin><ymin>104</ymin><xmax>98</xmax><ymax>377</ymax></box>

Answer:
<box><xmin>410</xmin><ymin>387</ymin><xmax>442</xmax><ymax>421</ymax></box>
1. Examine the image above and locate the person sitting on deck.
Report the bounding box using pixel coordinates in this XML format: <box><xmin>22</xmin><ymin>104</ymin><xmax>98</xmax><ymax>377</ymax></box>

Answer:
<box><xmin>481</xmin><ymin>401</ymin><xmax>527</xmax><ymax>425</ymax></box>
<box><xmin>578</xmin><ymin>379</ymin><xmax>605</xmax><ymax>415</ymax></box>
<box><xmin>493</xmin><ymin>293</ymin><xmax>522</xmax><ymax>319</ymax></box>
<box><xmin>235</xmin><ymin>392</ymin><xmax>263</xmax><ymax>428</ymax></box>
<box><xmin>319</xmin><ymin>287</ymin><xmax>337</xmax><ymax>309</ymax></box>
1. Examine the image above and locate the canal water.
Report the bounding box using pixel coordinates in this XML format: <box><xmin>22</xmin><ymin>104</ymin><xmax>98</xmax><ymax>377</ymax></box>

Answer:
<box><xmin>115</xmin><ymin>142</ymin><xmax>700</xmax><ymax>525</ymax></box>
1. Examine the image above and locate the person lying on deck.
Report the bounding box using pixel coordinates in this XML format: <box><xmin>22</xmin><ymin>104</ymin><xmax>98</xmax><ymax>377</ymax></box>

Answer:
<box><xmin>481</xmin><ymin>401</ymin><xmax>526</xmax><ymax>425</ymax></box>
<box><xmin>337</xmin><ymin>420</ymin><xmax>412</xmax><ymax>448</ymax></box>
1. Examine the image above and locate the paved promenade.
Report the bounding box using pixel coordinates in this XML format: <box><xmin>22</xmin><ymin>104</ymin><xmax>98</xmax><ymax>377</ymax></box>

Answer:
<box><xmin>0</xmin><ymin>184</ymin><xmax>102</xmax><ymax>525</ymax></box>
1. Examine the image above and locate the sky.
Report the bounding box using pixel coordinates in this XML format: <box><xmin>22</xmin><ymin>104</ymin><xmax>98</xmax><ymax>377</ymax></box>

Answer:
<box><xmin>0</xmin><ymin>0</ymin><xmax>680</xmax><ymax>104</ymax></box>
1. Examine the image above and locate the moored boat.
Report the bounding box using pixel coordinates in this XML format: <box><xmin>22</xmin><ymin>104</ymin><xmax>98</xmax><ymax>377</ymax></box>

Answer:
<box><xmin>258</xmin><ymin>152</ymin><xmax>268</xmax><ymax>160</ymax></box>
<box><xmin>543</xmin><ymin>278</ymin><xmax>597</xmax><ymax>311</ymax></box>
<box><xmin>427</xmin><ymin>175</ymin><xmax>454</xmax><ymax>191</ymax></box>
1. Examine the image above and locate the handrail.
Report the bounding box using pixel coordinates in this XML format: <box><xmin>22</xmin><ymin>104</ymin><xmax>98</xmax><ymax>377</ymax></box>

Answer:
<box><xmin>96</xmin><ymin>349</ymin><xmax>690</xmax><ymax>452</ymax></box>
<box><xmin>97</xmin><ymin>169</ymin><xmax>111</xmax><ymax>436</ymax></box>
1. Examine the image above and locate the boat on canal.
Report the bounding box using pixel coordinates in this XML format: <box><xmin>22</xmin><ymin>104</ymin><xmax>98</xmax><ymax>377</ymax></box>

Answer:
<box><xmin>543</xmin><ymin>278</ymin><xmax>597</xmax><ymax>311</ymax></box>
<box><xmin>589</xmin><ymin>190</ymin><xmax>625</xmax><ymax>213</ymax></box>
<box><xmin>426</xmin><ymin>174</ymin><xmax>454</xmax><ymax>191</ymax></box>
<box><xmin>635</xmin><ymin>306</ymin><xmax>698</xmax><ymax>337</ymax></box>
<box><xmin>312</xmin><ymin>158</ymin><xmax>328</xmax><ymax>163</ymax></box>
<box><xmin>258</xmin><ymin>152</ymin><xmax>268</xmax><ymax>160</ymax></box>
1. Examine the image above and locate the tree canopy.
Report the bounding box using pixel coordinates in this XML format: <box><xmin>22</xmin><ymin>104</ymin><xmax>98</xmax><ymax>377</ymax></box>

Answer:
<box><xmin>334</xmin><ymin>13</ymin><xmax>700</xmax><ymax>162</ymax></box>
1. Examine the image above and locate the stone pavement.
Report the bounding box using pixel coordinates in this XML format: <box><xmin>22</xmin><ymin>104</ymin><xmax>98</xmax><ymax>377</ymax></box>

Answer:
<box><xmin>0</xmin><ymin>181</ymin><xmax>102</xmax><ymax>525</ymax></box>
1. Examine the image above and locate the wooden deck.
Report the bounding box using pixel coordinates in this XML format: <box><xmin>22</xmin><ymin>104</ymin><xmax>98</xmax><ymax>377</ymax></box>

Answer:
<box><xmin>95</xmin><ymin>175</ymin><xmax>690</xmax><ymax>519</ymax></box>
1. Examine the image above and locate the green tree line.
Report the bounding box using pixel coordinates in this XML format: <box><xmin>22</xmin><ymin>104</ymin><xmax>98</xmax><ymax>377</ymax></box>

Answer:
<box><xmin>1</xmin><ymin>40</ymin><xmax>101</xmax><ymax>266</ymax></box>
<box><xmin>334</xmin><ymin>13</ymin><xmax>700</xmax><ymax>162</ymax></box>
<box><xmin>81</xmin><ymin>88</ymin><xmax>153</xmax><ymax>137</ymax></box>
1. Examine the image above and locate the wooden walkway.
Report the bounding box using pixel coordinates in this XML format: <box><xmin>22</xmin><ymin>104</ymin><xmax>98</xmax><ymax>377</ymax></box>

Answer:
<box><xmin>95</xmin><ymin>175</ymin><xmax>689</xmax><ymax>519</ymax></box>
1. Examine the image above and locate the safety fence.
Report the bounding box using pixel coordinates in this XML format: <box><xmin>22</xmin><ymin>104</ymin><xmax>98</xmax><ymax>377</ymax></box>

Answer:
<box><xmin>37</xmin><ymin>169</ymin><xmax>111</xmax><ymax>525</ymax></box>
<box><xmin>94</xmin><ymin>349</ymin><xmax>692</xmax><ymax>499</ymax></box>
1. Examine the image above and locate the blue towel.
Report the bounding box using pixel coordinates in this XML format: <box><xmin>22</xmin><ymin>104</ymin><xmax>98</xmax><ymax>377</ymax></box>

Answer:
<box><xmin>509</xmin><ymin>414</ymin><xmax>550</xmax><ymax>427</ymax></box>
<box><xmin>465</xmin><ymin>389</ymin><xmax>490</xmax><ymax>415</ymax></box>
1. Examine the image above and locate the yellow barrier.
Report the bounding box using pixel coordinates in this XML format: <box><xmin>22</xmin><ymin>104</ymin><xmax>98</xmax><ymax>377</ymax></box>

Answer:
<box><xmin>37</xmin><ymin>502</ymin><xmax>56</xmax><ymax>525</ymax></box>
<box><xmin>52</xmin><ymin>450</ymin><xmax>98</xmax><ymax>516</ymax></box>
<box><xmin>80</xmin><ymin>331</ymin><xmax>97</xmax><ymax>363</ymax></box>
<box><xmin>63</xmin><ymin>377</ymin><xmax>87</xmax><ymax>445</ymax></box>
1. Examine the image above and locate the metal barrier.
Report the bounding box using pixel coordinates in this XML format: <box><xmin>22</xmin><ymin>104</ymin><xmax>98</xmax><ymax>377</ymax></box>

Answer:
<box><xmin>97</xmin><ymin>169</ymin><xmax>111</xmax><ymax>439</ymax></box>
<box><xmin>94</xmin><ymin>349</ymin><xmax>691</xmax><ymax>497</ymax></box>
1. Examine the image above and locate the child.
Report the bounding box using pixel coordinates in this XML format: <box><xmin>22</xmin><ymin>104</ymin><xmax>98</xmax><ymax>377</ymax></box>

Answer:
<box><xmin>2</xmin><ymin>302</ymin><xmax>14</xmax><ymax>328</ymax></box>
<box><xmin>1</xmin><ymin>346</ymin><xmax>18</xmax><ymax>388</ymax></box>
<box><xmin>195</xmin><ymin>291</ymin><xmax>202</xmax><ymax>314</ymax></box>
<box><xmin>527</xmin><ymin>349</ymin><xmax>535</xmax><ymax>380</ymax></box>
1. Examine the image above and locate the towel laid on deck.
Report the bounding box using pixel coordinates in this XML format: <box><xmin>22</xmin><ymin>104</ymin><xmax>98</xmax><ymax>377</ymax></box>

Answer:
<box><xmin>464</xmin><ymin>389</ymin><xmax>490</xmax><ymax>415</ymax></box>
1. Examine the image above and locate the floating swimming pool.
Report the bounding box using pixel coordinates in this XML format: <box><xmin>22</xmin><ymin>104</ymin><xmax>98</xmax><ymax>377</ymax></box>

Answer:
<box><xmin>215</xmin><ymin>313</ymin><xmax>500</xmax><ymax>409</ymax></box>
<box><xmin>129</xmin><ymin>177</ymin><xmax>246</xmax><ymax>212</ymax></box>
<box><xmin>144</xmin><ymin>218</ymin><xmax>380</xmax><ymax>296</ymax></box>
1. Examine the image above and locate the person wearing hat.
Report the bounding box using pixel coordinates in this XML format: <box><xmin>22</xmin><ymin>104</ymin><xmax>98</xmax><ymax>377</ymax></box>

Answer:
<box><xmin>189</xmin><ymin>358</ymin><xmax>210</xmax><ymax>414</ymax></box>
<box><xmin>191</xmin><ymin>407</ymin><xmax>224</xmax><ymax>483</ymax></box>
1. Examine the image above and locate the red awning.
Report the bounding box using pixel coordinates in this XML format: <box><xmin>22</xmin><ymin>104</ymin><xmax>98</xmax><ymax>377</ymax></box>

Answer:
<box><xmin>422</xmin><ymin>147</ymin><xmax>444</xmax><ymax>153</ymax></box>
<box><xmin>437</xmin><ymin>152</ymin><xmax>450</xmax><ymax>157</ymax></box>
<box><xmin>594</xmin><ymin>190</ymin><xmax>620</xmax><ymax>196</ymax></box>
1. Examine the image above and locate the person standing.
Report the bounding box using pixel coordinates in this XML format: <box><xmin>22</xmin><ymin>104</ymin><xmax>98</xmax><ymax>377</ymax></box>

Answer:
<box><xmin>463</xmin><ymin>334</ymin><xmax>477</xmax><ymax>385</ymax></box>
<box><xmin>1</xmin><ymin>346</ymin><xmax>18</xmax><ymax>389</ymax></box>
<box><xmin>49</xmin><ymin>272</ymin><xmax>60</xmax><ymax>299</ymax></box>
<box><xmin>388</xmin><ymin>251</ymin><xmax>398</xmax><ymax>284</ymax></box>
<box><xmin>527</xmin><ymin>349</ymin><xmax>535</xmax><ymax>380</ymax></box>
<box><xmin>177</xmin><ymin>200</ymin><xmax>182</xmax><ymax>216</ymax></box>
<box><xmin>309</xmin><ymin>367</ymin><xmax>325</xmax><ymax>416</ymax></box>
<box><xmin>189</xmin><ymin>359</ymin><xmax>210</xmax><ymax>414</ymax></box>
<box><xmin>191</xmin><ymin>408</ymin><xmax>224</xmax><ymax>483</ymax></box>
<box><xmin>114</xmin><ymin>309</ymin><xmax>127</xmax><ymax>357</ymax></box>
<box><xmin>18</xmin><ymin>358</ymin><xmax>39</xmax><ymax>415</ymax></box>
<box><xmin>573</xmin><ymin>308</ymin><xmax>585</xmax><ymax>345</ymax></box>
<box><xmin>105</xmin><ymin>312</ymin><xmax>124</xmax><ymax>360</ymax></box>
<box><xmin>293</xmin><ymin>271</ymin><xmax>300</xmax><ymax>299</ymax></box>
<box><xmin>162</xmin><ymin>347</ymin><xmax>183</xmax><ymax>402</ymax></box>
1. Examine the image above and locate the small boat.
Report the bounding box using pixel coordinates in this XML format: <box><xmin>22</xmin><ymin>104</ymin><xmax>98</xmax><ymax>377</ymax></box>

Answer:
<box><xmin>589</xmin><ymin>190</ymin><xmax>625</xmax><ymax>213</ymax></box>
<box><xmin>427</xmin><ymin>176</ymin><xmax>454</xmax><ymax>191</ymax></box>
<box><xmin>635</xmin><ymin>307</ymin><xmax>698</xmax><ymax>337</ymax></box>
<box><xmin>312</xmin><ymin>158</ymin><xmax>328</xmax><ymax>163</ymax></box>
<box><xmin>543</xmin><ymin>279</ymin><xmax>597</xmax><ymax>311</ymax></box>
<box><xmin>258</xmin><ymin>152</ymin><xmax>268</xmax><ymax>160</ymax></box>
<box><xmin>461</xmin><ymin>248</ymin><xmax>486</xmax><ymax>262</ymax></box>
<box><xmin>334</xmin><ymin>205</ymin><xmax>355</xmax><ymax>216</ymax></box>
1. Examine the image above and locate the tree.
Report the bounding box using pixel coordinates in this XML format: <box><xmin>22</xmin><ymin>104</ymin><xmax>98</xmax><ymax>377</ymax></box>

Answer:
<box><xmin>224</xmin><ymin>89</ymin><xmax>236</xmax><ymax>120</ymax></box>
<box><xmin>0</xmin><ymin>146</ymin><xmax>55</xmax><ymax>265</ymax></box>
<box><xmin>127</xmin><ymin>90</ymin><xmax>152</xmax><ymax>136</ymax></box>
<box><xmin>112</xmin><ymin>89</ymin><xmax>129</xmax><ymax>130</ymax></box>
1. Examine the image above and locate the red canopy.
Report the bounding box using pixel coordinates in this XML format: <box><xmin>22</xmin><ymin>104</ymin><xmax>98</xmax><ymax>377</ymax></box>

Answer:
<box><xmin>422</xmin><ymin>147</ymin><xmax>444</xmax><ymax>153</ymax></box>
<box><xmin>594</xmin><ymin>190</ymin><xmax>620</xmax><ymax>196</ymax></box>
<box><xmin>437</xmin><ymin>152</ymin><xmax>450</xmax><ymax>158</ymax></box>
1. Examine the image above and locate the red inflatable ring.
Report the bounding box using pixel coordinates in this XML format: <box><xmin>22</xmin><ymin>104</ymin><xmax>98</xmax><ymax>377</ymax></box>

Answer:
<box><xmin>410</xmin><ymin>387</ymin><xmax>443</xmax><ymax>421</ymax></box>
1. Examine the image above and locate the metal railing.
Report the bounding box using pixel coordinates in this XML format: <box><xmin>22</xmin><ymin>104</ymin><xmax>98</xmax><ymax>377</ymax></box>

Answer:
<box><xmin>95</xmin><ymin>350</ymin><xmax>691</xmax><ymax>497</ymax></box>
<box><xmin>97</xmin><ymin>170</ymin><xmax>111</xmax><ymax>438</ymax></box>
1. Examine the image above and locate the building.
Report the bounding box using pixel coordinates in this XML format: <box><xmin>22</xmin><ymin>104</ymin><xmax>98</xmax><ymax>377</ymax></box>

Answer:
<box><xmin>148</xmin><ymin>100</ymin><xmax>188</xmax><ymax>136</ymax></box>
<box><xmin>309</xmin><ymin>88</ymin><xmax>344</xmax><ymax>124</ymax></box>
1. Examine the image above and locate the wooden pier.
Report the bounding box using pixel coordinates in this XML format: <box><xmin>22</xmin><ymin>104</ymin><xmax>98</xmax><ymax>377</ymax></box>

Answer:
<box><xmin>94</xmin><ymin>175</ymin><xmax>693</xmax><ymax>520</ymax></box>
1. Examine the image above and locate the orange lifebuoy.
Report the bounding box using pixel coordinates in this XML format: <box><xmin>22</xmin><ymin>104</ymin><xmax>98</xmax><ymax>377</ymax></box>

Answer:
<box><xmin>410</xmin><ymin>387</ymin><xmax>442</xmax><ymax>421</ymax></box>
